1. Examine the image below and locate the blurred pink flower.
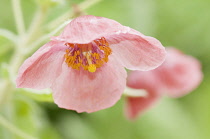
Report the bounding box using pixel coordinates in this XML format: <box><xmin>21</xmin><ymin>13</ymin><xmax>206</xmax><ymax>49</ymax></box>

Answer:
<box><xmin>16</xmin><ymin>15</ymin><xmax>166</xmax><ymax>113</ymax></box>
<box><xmin>125</xmin><ymin>47</ymin><xmax>203</xmax><ymax>119</ymax></box>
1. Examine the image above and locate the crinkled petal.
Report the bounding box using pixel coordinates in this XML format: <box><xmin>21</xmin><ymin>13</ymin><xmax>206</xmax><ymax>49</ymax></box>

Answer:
<box><xmin>51</xmin><ymin>56</ymin><xmax>127</xmax><ymax>113</ymax></box>
<box><xmin>16</xmin><ymin>41</ymin><xmax>67</xmax><ymax>89</ymax></box>
<box><xmin>52</xmin><ymin>15</ymin><xmax>130</xmax><ymax>44</ymax></box>
<box><xmin>125</xmin><ymin>93</ymin><xmax>161</xmax><ymax>120</ymax></box>
<box><xmin>107</xmin><ymin>33</ymin><xmax>166</xmax><ymax>71</ymax></box>
<box><xmin>157</xmin><ymin>48</ymin><xmax>203</xmax><ymax>97</ymax></box>
<box><xmin>52</xmin><ymin>15</ymin><xmax>166</xmax><ymax>71</ymax></box>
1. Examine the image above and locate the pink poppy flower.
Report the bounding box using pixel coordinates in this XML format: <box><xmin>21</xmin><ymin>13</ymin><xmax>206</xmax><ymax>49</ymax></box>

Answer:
<box><xmin>16</xmin><ymin>15</ymin><xmax>166</xmax><ymax>113</ymax></box>
<box><xmin>125</xmin><ymin>47</ymin><xmax>203</xmax><ymax>119</ymax></box>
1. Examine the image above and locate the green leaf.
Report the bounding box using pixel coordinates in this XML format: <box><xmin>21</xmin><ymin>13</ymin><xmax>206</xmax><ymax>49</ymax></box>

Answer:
<box><xmin>0</xmin><ymin>37</ymin><xmax>13</xmax><ymax>55</ymax></box>
<box><xmin>0</xmin><ymin>63</ymin><xmax>10</xmax><ymax>79</ymax></box>
<box><xmin>0</xmin><ymin>37</ymin><xmax>14</xmax><ymax>64</ymax></box>
<box><xmin>12</xmin><ymin>93</ymin><xmax>60</xmax><ymax>139</ymax></box>
<box><xmin>55</xmin><ymin>114</ymin><xmax>99</xmax><ymax>139</ymax></box>
<box><xmin>17</xmin><ymin>88</ymin><xmax>53</xmax><ymax>102</ymax></box>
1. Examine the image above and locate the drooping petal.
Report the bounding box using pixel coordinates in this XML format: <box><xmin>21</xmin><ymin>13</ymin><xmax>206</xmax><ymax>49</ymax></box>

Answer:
<box><xmin>107</xmin><ymin>33</ymin><xmax>166</xmax><ymax>71</ymax></box>
<box><xmin>123</xmin><ymin>47</ymin><xmax>203</xmax><ymax>119</ymax></box>
<box><xmin>157</xmin><ymin>48</ymin><xmax>203</xmax><ymax>97</ymax></box>
<box><xmin>127</xmin><ymin>70</ymin><xmax>163</xmax><ymax>92</ymax></box>
<box><xmin>52</xmin><ymin>15</ymin><xmax>130</xmax><ymax>44</ymax></box>
<box><xmin>16</xmin><ymin>41</ymin><xmax>67</xmax><ymax>89</ymax></box>
<box><xmin>125</xmin><ymin>70</ymin><xmax>163</xmax><ymax>119</ymax></box>
<box><xmin>51</xmin><ymin>56</ymin><xmax>127</xmax><ymax>113</ymax></box>
<box><xmin>125</xmin><ymin>93</ymin><xmax>161</xmax><ymax>120</ymax></box>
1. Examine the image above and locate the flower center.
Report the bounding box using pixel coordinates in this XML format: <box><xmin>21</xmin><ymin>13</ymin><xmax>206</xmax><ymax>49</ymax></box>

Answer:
<box><xmin>64</xmin><ymin>37</ymin><xmax>112</xmax><ymax>73</ymax></box>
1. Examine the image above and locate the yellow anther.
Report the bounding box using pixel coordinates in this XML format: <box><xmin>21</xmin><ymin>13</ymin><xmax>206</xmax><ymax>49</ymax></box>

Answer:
<box><xmin>66</xmin><ymin>49</ymin><xmax>70</xmax><ymax>53</ymax></box>
<box><xmin>77</xmin><ymin>51</ymin><xmax>80</xmax><ymax>55</ymax></box>
<box><xmin>88</xmin><ymin>64</ymin><xmax>96</xmax><ymax>73</ymax></box>
<box><xmin>104</xmin><ymin>57</ymin><xmax>108</xmax><ymax>62</ymax></box>
<box><xmin>78</xmin><ymin>57</ymin><xmax>81</xmax><ymax>63</ymax></box>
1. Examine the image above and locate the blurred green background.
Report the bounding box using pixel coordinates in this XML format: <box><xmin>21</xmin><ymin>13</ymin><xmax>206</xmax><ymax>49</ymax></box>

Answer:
<box><xmin>0</xmin><ymin>0</ymin><xmax>210</xmax><ymax>139</ymax></box>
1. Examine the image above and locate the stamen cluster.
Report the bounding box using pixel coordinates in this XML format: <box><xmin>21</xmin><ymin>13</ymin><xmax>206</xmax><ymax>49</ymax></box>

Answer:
<box><xmin>64</xmin><ymin>37</ymin><xmax>112</xmax><ymax>72</ymax></box>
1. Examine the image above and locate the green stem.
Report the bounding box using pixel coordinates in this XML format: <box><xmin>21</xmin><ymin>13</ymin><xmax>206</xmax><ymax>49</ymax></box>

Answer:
<box><xmin>123</xmin><ymin>87</ymin><xmax>148</xmax><ymax>97</ymax></box>
<box><xmin>0</xmin><ymin>49</ymin><xmax>25</xmax><ymax>106</ymax></box>
<box><xmin>0</xmin><ymin>50</ymin><xmax>25</xmax><ymax>105</ymax></box>
<box><xmin>0</xmin><ymin>29</ymin><xmax>17</xmax><ymax>43</ymax></box>
<box><xmin>0</xmin><ymin>80</ymin><xmax>11</xmax><ymax>106</ymax></box>
<box><xmin>9</xmin><ymin>48</ymin><xmax>26</xmax><ymax>77</ymax></box>
<box><xmin>11</xmin><ymin>0</ymin><xmax>25</xmax><ymax>37</ymax></box>
<box><xmin>26</xmin><ymin>7</ymin><xmax>47</xmax><ymax>45</ymax></box>
<box><xmin>1</xmin><ymin>11</ymin><xmax>27</xmax><ymax>105</ymax></box>
<box><xmin>25</xmin><ymin>19</ymin><xmax>71</xmax><ymax>54</ymax></box>
<box><xmin>0</xmin><ymin>1</ymin><xmax>48</xmax><ymax>106</ymax></box>
<box><xmin>27</xmin><ymin>0</ymin><xmax>102</xmax><ymax>54</ymax></box>
<box><xmin>0</xmin><ymin>115</ymin><xmax>37</xmax><ymax>139</ymax></box>
<box><xmin>80</xmin><ymin>0</ymin><xmax>102</xmax><ymax>11</ymax></box>
<box><xmin>46</xmin><ymin>0</ymin><xmax>102</xmax><ymax>30</ymax></box>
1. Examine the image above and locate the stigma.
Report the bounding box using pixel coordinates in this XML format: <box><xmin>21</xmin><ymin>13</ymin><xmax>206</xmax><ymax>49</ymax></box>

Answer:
<box><xmin>64</xmin><ymin>37</ymin><xmax>112</xmax><ymax>73</ymax></box>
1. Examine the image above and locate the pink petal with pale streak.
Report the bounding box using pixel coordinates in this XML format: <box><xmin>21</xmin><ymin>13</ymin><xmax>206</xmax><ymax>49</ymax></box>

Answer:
<box><xmin>107</xmin><ymin>33</ymin><xmax>166</xmax><ymax>71</ymax></box>
<box><xmin>157</xmin><ymin>48</ymin><xmax>203</xmax><ymax>98</ymax></box>
<box><xmin>52</xmin><ymin>56</ymin><xmax>127</xmax><ymax>113</ymax></box>
<box><xmin>52</xmin><ymin>15</ymin><xmax>130</xmax><ymax>44</ymax></box>
<box><xmin>125</xmin><ymin>70</ymin><xmax>163</xmax><ymax>119</ymax></box>
<box><xmin>125</xmin><ymin>93</ymin><xmax>161</xmax><ymax>120</ymax></box>
<box><xmin>16</xmin><ymin>41</ymin><xmax>67</xmax><ymax>89</ymax></box>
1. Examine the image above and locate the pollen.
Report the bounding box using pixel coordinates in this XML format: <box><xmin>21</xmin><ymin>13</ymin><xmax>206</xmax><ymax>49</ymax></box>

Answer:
<box><xmin>88</xmin><ymin>64</ymin><xmax>96</xmax><ymax>72</ymax></box>
<box><xmin>64</xmin><ymin>37</ymin><xmax>112</xmax><ymax>73</ymax></box>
